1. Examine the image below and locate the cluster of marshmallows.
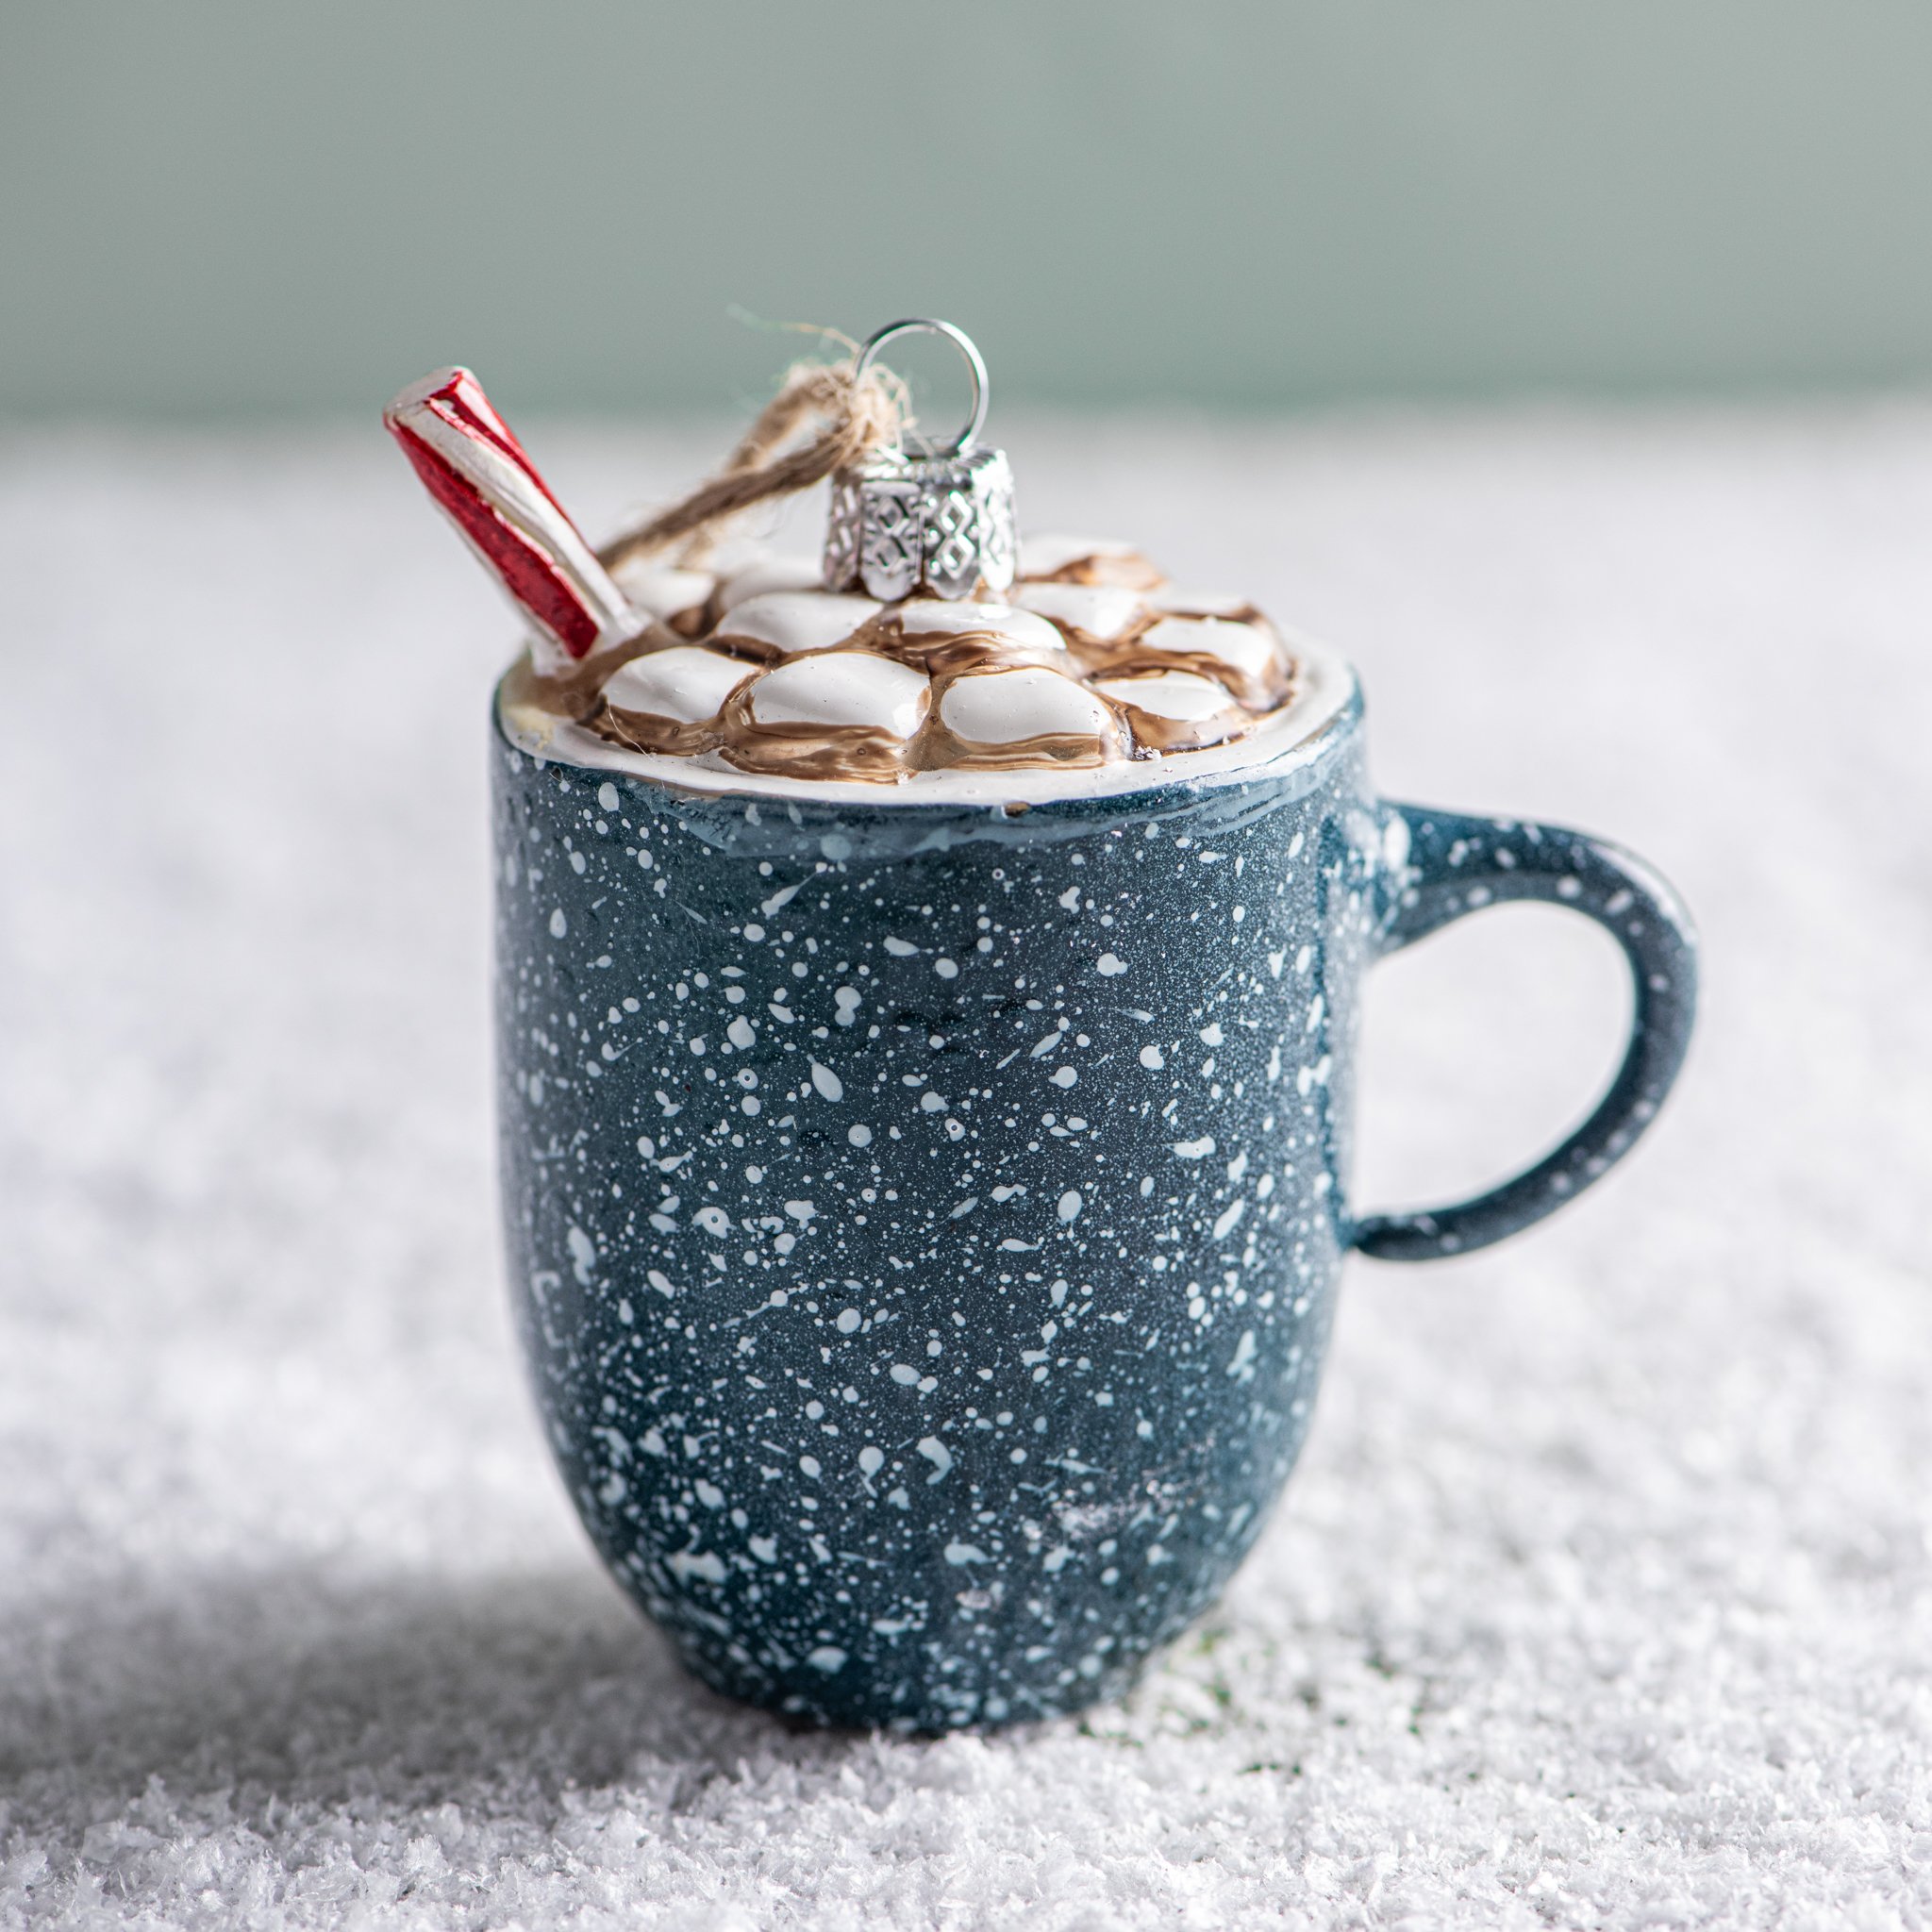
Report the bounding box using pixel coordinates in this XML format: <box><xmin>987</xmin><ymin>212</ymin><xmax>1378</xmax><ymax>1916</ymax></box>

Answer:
<box><xmin>576</xmin><ymin>537</ymin><xmax>1298</xmax><ymax>782</ymax></box>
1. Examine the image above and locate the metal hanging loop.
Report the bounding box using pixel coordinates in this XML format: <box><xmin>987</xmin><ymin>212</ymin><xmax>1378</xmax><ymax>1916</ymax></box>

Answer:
<box><xmin>853</xmin><ymin>318</ymin><xmax>991</xmax><ymax>458</ymax></box>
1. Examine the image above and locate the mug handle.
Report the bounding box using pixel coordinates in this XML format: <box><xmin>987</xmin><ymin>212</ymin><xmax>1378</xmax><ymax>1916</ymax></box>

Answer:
<box><xmin>1349</xmin><ymin>803</ymin><xmax>1698</xmax><ymax>1263</ymax></box>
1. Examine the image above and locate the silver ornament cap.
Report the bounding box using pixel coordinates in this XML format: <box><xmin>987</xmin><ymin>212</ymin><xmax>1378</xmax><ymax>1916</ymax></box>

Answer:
<box><xmin>824</xmin><ymin>319</ymin><xmax>1016</xmax><ymax>602</ymax></box>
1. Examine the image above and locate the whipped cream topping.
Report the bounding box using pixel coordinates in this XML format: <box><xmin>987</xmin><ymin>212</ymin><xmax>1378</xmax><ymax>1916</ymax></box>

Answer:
<box><xmin>504</xmin><ymin>534</ymin><xmax>1322</xmax><ymax>791</ymax></box>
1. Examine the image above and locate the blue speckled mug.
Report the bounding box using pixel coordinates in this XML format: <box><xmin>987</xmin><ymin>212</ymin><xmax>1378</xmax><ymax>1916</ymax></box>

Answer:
<box><xmin>493</xmin><ymin>673</ymin><xmax>1694</xmax><ymax>1731</ymax></box>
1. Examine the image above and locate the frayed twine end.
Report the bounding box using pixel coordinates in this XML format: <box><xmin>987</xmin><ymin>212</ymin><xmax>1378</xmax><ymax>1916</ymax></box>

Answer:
<box><xmin>598</xmin><ymin>335</ymin><xmax>913</xmax><ymax>574</ymax></box>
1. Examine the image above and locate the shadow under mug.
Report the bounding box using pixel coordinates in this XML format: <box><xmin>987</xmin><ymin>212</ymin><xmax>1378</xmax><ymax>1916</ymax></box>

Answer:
<box><xmin>493</xmin><ymin>683</ymin><xmax>1695</xmax><ymax>1731</ymax></box>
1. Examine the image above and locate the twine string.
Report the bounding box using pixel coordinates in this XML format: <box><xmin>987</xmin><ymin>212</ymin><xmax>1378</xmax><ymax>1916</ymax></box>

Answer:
<box><xmin>597</xmin><ymin>341</ymin><xmax>911</xmax><ymax>574</ymax></box>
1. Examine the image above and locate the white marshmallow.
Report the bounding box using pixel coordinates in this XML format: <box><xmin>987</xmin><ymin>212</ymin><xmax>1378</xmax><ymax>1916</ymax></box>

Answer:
<box><xmin>716</xmin><ymin>554</ymin><xmax>825</xmax><ymax>613</ymax></box>
<box><xmin>609</xmin><ymin>562</ymin><xmax>715</xmax><ymax>621</ymax></box>
<box><xmin>1139</xmin><ymin>616</ymin><xmax>1277</xmax><ymax>682</ymax></box>
<box><xmin>1013</xmin><ymin>582</ymin><xmax>1148</xmax><ymax>639</ymax></box>
<box><xmin>748</xmin><ymin>653</ymin><xmax>930</xmax><ymax>737</ymax></box>
<box><xmin>1020</xmin><ymin>534</ymin><xmax>1141</xmax><ymax>579</ymax></box>
<box><xmin>1152</xmin><ymin>589</ymin><xmax>1252</xmax><ymax>619</ymax></box>
<box><xmin>602</xmin><ymin>647</ymin><xmax>756</xmax><ymax>724</ymax></box>
<box><xmin>1094</xmin><ymin>671</ymin><xmax>1237</xmax><ymax>723</ymax></box>
<box><xmin>718</xmin><ymin>591</ymin><xmax>883</xmax><ymax>656</ymax></box>
<box><xmin>897</xmin><ymin>599</ymin><xmax>1065</xmax><ymax>653</ymax></box>
<box><xmin>939</xmin><ymin>667</ymin><xmax>1114</xmax><ymax>745</ymax></box>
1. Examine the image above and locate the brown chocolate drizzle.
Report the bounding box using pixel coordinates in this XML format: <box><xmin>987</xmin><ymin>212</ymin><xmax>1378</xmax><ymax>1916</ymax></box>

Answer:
<box><xmin>717</xmin><ymin>726</ymin><xmax>916</xmax><ymax>783</ymax></box>
<box><xmin>879</xmin><ymin>621</ymin><xmax>1067</xmax><ymax>681</ymax></box>
<box><xmin>917</xmin><ymin>724</ymin><xmax>1120</xmax><ymax>774</ymax></box>
<box><xmin>1030</xmin><ymin>547</ymin><xmax>1166</xmax><ymax>591</ymax></box>
<box><xmin>1055</xmin><ymin>607</ymin><xmax>1291</xmax><ymax>712</ymax></box>
<box><xmin>712</xmin><ymin>677</ymin><xmax>919</xmax><ymax>782</ymax></box>
<box><xmin>595</xmin><ymin>706</ymin><xmax>725</xmax><ymax>758</ymax></box>
<box><xmin>504</xmin><ymin>627</ymin><xmax>658</xmax><ymax>724</ymax></box>
<box><xmin>1094</xmin><ymin>679</ymin><xmax>1252</xmax><ymax>754</ymax></box>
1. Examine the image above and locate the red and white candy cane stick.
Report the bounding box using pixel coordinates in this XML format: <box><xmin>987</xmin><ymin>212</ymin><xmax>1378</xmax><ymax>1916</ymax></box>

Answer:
<box><xmin>384</xmin><ymin>367</ymin><xmax>639</xmax><ymax>673</ymax></box>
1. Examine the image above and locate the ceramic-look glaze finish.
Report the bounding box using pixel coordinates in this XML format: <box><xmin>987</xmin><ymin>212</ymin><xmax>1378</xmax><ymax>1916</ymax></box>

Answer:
<box><xmin>493</xmin><ymin>690</ymin><xmax>1695</xmax><ymax>1730</ymax></box>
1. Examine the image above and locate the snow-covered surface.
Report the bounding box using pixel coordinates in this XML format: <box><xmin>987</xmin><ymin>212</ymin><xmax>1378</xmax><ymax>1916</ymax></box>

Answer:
<box><xmin>4</xmin><ymin>408</ymin><xmax>1931</xmax><ymax>1927</ymax></box>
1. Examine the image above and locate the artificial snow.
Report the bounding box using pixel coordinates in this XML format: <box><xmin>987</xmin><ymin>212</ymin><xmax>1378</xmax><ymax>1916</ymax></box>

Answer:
<box><xmin>3</xmin><ymin>409</ymin><xmax>1931</xmax><ymax>1927</ymax></box>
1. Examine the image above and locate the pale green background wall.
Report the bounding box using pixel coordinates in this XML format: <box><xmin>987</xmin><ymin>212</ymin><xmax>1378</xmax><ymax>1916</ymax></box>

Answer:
<box><xmin>5</xmin><ymin>1</ymin><xmax>1931</xmax><ymax>418</ymax></box>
